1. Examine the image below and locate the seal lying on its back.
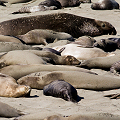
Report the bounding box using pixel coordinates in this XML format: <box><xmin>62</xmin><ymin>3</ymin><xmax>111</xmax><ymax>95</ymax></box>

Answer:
<box><xmin>43</xmin><ymin>80</ymin><xmax>78</xmax><ymax>102</ymax></box>
<box><xmin>91</xmin><ymin>0</ymin><xmax>119</xmax><ymax>10</ymax></box>
<box><xmin>0</xmin><ymin>13</ymin><xmax>116</xmax><ymax>38</ymax></box>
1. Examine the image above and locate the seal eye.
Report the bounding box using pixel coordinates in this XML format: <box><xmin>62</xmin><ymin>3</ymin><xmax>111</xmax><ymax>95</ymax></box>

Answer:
<box><xmin>101</xmin><ymin>23</ymin><xmax>106</xmax><ymax>28</ymax></box>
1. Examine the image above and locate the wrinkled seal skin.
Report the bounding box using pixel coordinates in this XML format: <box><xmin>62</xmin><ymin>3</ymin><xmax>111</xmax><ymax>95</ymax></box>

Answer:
<box><xmin>91</xmin><ymin>0</ymin><xmax>119</xmax><ymax>10</ymax></box>
<box><xmin>43</xmin><ymin>80</ymin><xmax>78</xmax><ymax>102</ymax></box>
<box><xmin>0</xmin><ymin>13</ymin><xmax>117</xmax><ymax>38</ymax></box>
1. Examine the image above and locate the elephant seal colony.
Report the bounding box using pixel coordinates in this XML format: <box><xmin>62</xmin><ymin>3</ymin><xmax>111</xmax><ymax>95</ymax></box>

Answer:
<box><xmin>0</xmin><ymin>0</ymin><xmax>120</xmax><ymax>119</ymax></box>
<box><xmin>0</xmin><ymin>13</ymin><xmax>117</xmax><ymax>38</ymax></box>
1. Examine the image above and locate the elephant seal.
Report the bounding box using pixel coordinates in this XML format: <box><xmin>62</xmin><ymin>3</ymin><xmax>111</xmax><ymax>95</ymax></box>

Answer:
<box><xmin>12</xmin><ymin>5</ymin><xmax>57</xmax><ymax>14</ymax></box>
<box><xmin>93</xmin><ymin>39</ymin><xmax>118</xmax><ymax>52</ymax></box>
<box><xmin>110</xmin><ymin>60</ymin><xmax>120</xmax><ymax>74</ymax></box>
<box><xmin>79</xmin><ymin>53</ymin><xmax>120</xmax><ymax>70</ymax></box>
<box><xmin>0</xmin><ymin>64</ymin><xmax>96</xmax><ymax>79</ymax></box>
<box><xmin>53</xmin><ymin>44</ymin><xmax>114</xmax><ymax>60</ymax></box>
<box><xmin>0</xmin><ymin>13</ymin><xmax>117</xmax><ymax>38</ymax></box>
<box><xmin>0</xmin><ymin>35</ymin><xmax>25</xmax><ymax>43</ymax></box>
<box><xmin>22</xmin><ymin>50</ymin><xmax>80</xmax><ymax>65</ymax></box>
<box><xmin>16</xmin><ymin>29</ymin><xmax>74</xmax><ymax>45</ymax></box>
<box><xmin>39</xmin><ymin>0</ymin><xmax>62</xmax><ymax>9</ymax></box>
<box><xmin>0</xmin><ymin>101</ymin><xmax>24</xmax><ymax>118</ymax></box>
<box><xmin>42</xmin><ymin>48</ymin><xmax>61</xmax><ymax>55</ymax></box>
<box><xmin>0</xmin><ymin>73</ymin><xmax>31</xmax><ymax>97</ymax></box>
<box><xmin>0</xmin><ymin>50</ymin><xmax>47</xmax><ymax>69</ymax></box>
<box><xmin>43</xmin><ymin>80</ymin><xmax>78</xmax><ymax>102</ymax></box>
<box><xmin>17</xmin><ymin>71</ymin><xmax>120</xmax><ymax>90</ymax></box>
<box><xmin>108</xmin><ymin>37</ymin><xmax>120</xmax><ymax>48</ymax></box>
<box><xmin>0</xmin><ymin>42</ymin><xmax>41</xmax><ymax>52</ymax></box>
<box><xmin>1</xmin><ymin>0</ymin><xmax>32</xmax><ymax>4</ymax></box>
<box><xmin>79</xmin><ymin>0</ymin><xmax>91</xmax><ymax>3</ymax></box>
<box><xmin>91</xmin><ymin>0</ymin><xmax>119</xmax><ymax>10</ymax></box>
<box><xmin>70</xmin><ymin>36</ymin><xmax>96</xmax><ymax>47</ymax></box>
<box><xmin>57</xmin><ymin>0</ymin><xmax>80</xmax><ymax>7</ymax></box>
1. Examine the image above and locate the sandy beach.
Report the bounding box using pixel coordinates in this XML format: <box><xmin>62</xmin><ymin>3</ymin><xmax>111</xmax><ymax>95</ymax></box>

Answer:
<box><xmin>0</xmin><ymin>0</ymin><xmax>120</xmax><ymax>119</ymax></box>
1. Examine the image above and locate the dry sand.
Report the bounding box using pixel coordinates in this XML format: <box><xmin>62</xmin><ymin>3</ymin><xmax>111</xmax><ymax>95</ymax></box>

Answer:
<box><xmin>0</xmin><ymin>0</ymin><xmax>120</xmax><ymax>119</ymax></box>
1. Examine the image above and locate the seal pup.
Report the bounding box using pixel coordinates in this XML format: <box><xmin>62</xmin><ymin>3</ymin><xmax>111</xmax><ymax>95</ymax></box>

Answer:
<box><xmin>16</xmin><ymin>29</ymin><xmax>74</xmax><ymax>45</ymax></box>
<box><xmin>43</xmin><ymin>80</ymin><xmax>78</xmax><ymax>102</ymax></box>
<box><xmin>91</xmin><ymin>0</ymin><xmax>119</xmax><ymax>10</ymax></box>
<box><xmin>93</xmin><ymin>39</ymin><xmax>118</xmax><ymax>52</ymax></box>
<box><xmin>0</xmin><ymin>13</ymin><xmax>117</xmax><ymax>38</ymax></box>
<box><xmin>0</xmin><ymin>73</ymin><xmax>31</xmax><ymax>97</ymax></box>
<box><xmin>0</xmin><ymin>101</ymin><xmax>24</xmax><ymax>118</ymax></box>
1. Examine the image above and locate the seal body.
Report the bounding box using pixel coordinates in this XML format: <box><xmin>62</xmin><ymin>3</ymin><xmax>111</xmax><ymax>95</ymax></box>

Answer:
<box><xmin>39</xmin><ymin>0</ymin><xmax>62</xmax><ymax>9</ymax></box>
<box><xmin>0</xmin><ymin>13</ymin><xmax>117</xmax><ymax>38</ymax></box>
<box><xmin>0</xmin><ymin>101</ymin><xmax>23</xmax><ymax>118</ymax></box>
<box><xmin>0</xmin><ymin>73</ymin><xmax>31</xmax><ymax>97</ymax></box>
<box><xmin>17</xmin><ymin>29</ymin><xmax>74</xmax><ymax>45</ymax></box>
<box><xmin>12</xmin><ymin>5</ymin><xmax>57</xmax><ymax>14</ymax></box>
<box><xmin>93</xmin><ymin>39</ymin><xmax>118</xmax><ymax>52</ymax></box>
<box><xmin>91</xmin><ymin>0</ymin><xmax>119</xmax><ymax>10</ymax></box>
<box><xmin>43</xmin><ymin>79</ymin><xmax>78</xmax><ymax>102</ymax></box>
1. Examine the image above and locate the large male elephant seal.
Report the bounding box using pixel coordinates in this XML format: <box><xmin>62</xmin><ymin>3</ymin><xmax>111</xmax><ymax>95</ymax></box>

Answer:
<box><xmin>0</xmin><ymin>13</ymin><xmax>117</xmax><ymax>38</ymax></box>
<box><xmin>0</xmin><ymin>101</ymin><xmax>24</xmax><ymax>118</ymax></box>
<box><xmin>91</xmin><ymin>0</ymin><xmax>119</xmax><ymax>10</ymax></box>
<box><xmin>0</xmin><ymin>73</ymin><xmax>31</xmax><ymax>97</ymax></box>
<box><xmin>43</xmin><ymin>80</ymin><xmax>78</xmax><ymax>102</ymax></box>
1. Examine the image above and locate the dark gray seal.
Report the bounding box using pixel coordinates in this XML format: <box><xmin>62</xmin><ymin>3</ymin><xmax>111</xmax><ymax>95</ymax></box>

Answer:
<box><xmin>91</xmin><ymin>0</ymin><xmax>119</xmax><ymax>10</ymax></box>
<box><xmin>43</xmin><ymin>79</ymin><xmax>78</xmax><ymax>102</ymax></box>
<box><xmin>93</xmin><ymin>39</ymin><xmax>118</xmax><ymax>52</ymax></box>
<box><xmin>39</xmin><ymin>0</ymin><xmax>62</xmax><ymax>9</ymax></box>
<box><xmin>0</xmin><ymin>13</ymin><xmax>117</xmax><ymax>38</ymax></box>
<box><xmin>108</xmin><ymin>37</ymin><xmax>120</xmax><ymax>48</ymax></box>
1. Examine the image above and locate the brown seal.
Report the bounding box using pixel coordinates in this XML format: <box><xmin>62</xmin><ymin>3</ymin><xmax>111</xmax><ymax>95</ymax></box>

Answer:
<box><xmin>91</xmin><ymin>0</ymin><xmax>119</xmax><ymax>10</ymax></box>
<box><xmin>0</xmin><ymin>13</ymin><xmax>117</xmax><ymax>38</ymax></box>
<box><xmin>43</xmin><ymin>79</ymin><xmax>78</xmax><ymax>102</ymax></box>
